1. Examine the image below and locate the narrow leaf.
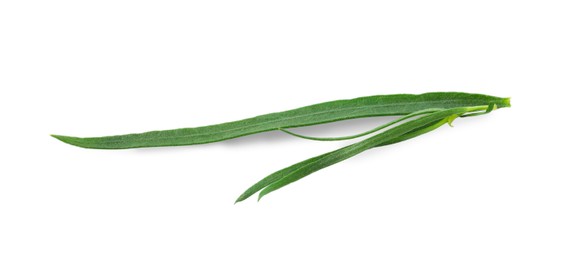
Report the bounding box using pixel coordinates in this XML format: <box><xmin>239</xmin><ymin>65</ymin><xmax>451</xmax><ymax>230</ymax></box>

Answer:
<box><xmin>235</xmin><ymin>117</ymin><xmax>446</xmax><ymax>203</ymax></box>
<box><xmin>250</xmin><ymin>106</ymin><xmax>495</xmax><ymax>201</ymax></box>
<box><xmin>52</xmin><ymin>92</ymin><xmax>510</xmax><ymax>149</ymax></box>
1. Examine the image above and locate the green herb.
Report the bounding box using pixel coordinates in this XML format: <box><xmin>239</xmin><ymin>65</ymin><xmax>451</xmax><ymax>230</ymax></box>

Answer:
<box><xmin>51</xmin><ymin>92</ymin><xmax>509</xmax><ymax>149</ymax></box>
<box><xmin>237</xmin><ymin>105</ymin><xmax>495</xmax><ymax>202</ymax></box>
<box><xmin>52</xmin><ymin>92</ymin><xmax>510</xmax><ymax>203</ymax></box>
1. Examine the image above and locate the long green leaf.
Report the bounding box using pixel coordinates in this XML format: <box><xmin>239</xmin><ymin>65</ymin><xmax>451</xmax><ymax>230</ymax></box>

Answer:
<box><xmin>52</xmin><ymin>92</ymin><xmax>510</xmax><ymax>149</ymax></box>
<box><xmin>234</xmin><ymin>116</ymin><xmax>446</xmax><ymax>203</ymax></box>
<box><xmin>238</xmin><ymin>106</ymin><xmax>497</xmax><ymax>202</ymax></box>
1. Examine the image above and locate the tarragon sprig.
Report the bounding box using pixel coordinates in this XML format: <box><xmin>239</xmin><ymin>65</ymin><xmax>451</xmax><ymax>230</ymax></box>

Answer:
<box><xmin>52</xmin><ymin>92</ymin><xmax>510</xmax><ymax>203</ymax></box>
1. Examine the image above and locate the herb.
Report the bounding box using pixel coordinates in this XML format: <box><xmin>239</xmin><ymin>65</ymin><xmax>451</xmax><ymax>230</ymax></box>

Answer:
<box><xmin>52</xmin><ymin>92</ymin><xmax>510</xmax><ymax>202</ymax></box>
<box><xmin>51</xmin><ymin>92</ymin><xmax>508</xmax><ymax>149</ymax></box>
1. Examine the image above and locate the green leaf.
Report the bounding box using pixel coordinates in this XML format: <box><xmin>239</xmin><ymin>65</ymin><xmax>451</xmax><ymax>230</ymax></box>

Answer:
<box><xmin>51</xmin><ymin>92</ymin><xmax>510</xmax><ymax>149</ymax></box>
<box><xmin>234</xmin><ymin>116</ymin><xmax>448</xmax><ymax>203</ymax></box>
<box><xmin>237</xmin><ymin>105</ymin><xmax>500</xmax><ymax>202</ymax></box>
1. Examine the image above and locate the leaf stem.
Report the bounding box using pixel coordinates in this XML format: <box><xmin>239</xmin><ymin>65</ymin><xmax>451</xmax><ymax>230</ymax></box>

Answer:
<box><xmin>278</xmin><ymin>108</ymin><xmax>444</xmax><ymax>141</ymax></box>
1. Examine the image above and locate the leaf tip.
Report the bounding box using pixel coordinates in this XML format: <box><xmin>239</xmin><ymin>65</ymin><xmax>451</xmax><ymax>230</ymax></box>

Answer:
<box><xmin>51</xmin><ymin>134</ymin><xmax>69</xmax><ymax>143</ymax></box>
<box><xmin>257</xmin><ymin>192</ymin><xmax>266</xmax><ymax>202</ymax></box>
<box><xmin>51</xmin><ymin>134</ymin><xmax>88</xmax><ymax>148</ymax></box>
<box><xmin>234</xmin><ymin>196</ymin><xmax>245</xmax><ymax>204</ymax></box>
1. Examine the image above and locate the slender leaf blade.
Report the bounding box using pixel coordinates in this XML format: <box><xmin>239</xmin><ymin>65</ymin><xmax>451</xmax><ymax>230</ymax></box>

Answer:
<box><xmin>234</xmin><ymin>116</ymin><xmax>449</xmax><ymax>203</ymax></box>
<box><xmin>255</xmin><ymin>107</ymin><xmax>486</xmax><ymax>201</ymax></box>
<box><xmin>52</xmin><ymin>92</ymin><xmax>510</xmax><ymax>149</ymax></box>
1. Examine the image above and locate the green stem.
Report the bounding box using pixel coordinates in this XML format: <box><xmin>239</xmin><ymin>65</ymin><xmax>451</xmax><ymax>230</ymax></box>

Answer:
<box><xmin>278</xmin><ymin>108</ymin><xmax>444</xmax><ymax>141</ymax></box>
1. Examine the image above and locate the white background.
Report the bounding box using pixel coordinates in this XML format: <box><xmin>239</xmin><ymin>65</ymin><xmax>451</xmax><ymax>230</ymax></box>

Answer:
<box><xmin>1</xmin><ymin>1</ymin><xmax>572</xmax><ymax>259</ymax></box>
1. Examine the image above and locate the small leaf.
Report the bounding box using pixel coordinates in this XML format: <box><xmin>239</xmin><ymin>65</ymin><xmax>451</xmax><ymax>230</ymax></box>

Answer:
<box><xmin>244</xmin><ymin>106</ymin><xmax>497</xmax><ymax>202</ymax></box>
